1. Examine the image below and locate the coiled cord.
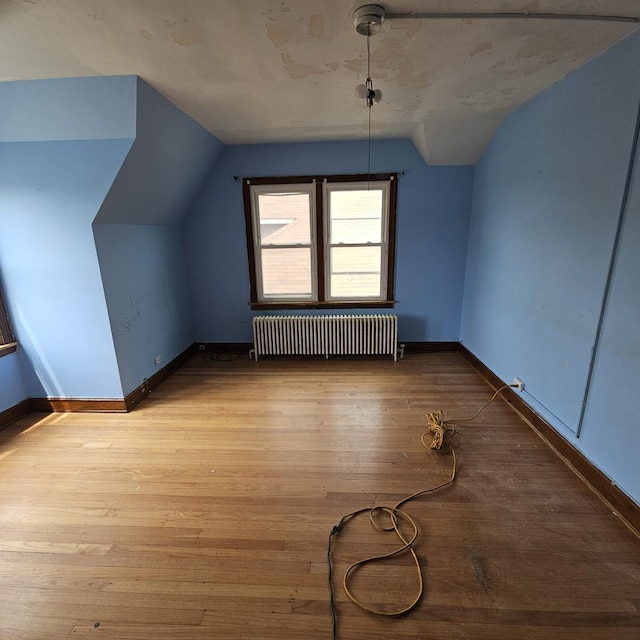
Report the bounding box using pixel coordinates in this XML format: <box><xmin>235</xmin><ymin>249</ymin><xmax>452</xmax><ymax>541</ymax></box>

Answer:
<box><xmin>327</xmin><ymin>384</ymin><xmax>513</xmax><ymax>639</ymax></box>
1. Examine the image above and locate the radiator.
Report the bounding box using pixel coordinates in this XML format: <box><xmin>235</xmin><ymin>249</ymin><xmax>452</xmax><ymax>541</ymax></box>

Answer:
<box><xmin>250</xmin><ymin>315</ymin><xmax>398</xmax><ymax>361</ymax></box>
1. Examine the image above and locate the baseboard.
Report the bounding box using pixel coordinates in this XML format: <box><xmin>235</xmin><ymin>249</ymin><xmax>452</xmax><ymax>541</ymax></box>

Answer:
<box><xmin>0</xmin><ymin>399</ymin><xmax>32</xmax><ymax>430</ymax></box>
<box><xmin>30</xmin><ymin>398</ymin><xmax>128</xmax><ymax>413</ymax></box>
<box><xmin>197</xmin><ymin>341</ymin><xmax>458</xmax><ymax>355</ymax></box>
<box><xmin>458</xmin><ymin>344</ymin><xmax>640</xmax><ymax>536</ymax></box>
<box><xmin>402</xmin><ymin>341</ymin><xmax>459</xmax><ymax>353</ymax></box>
<box><xmin>197</xmin><ymin>342</ymin><xmax>253</xmax><ymax>354</ymax></box>
<box><xmin>124</xmin><ymin>343</ymin><xmax>197</xmax><ymax>410</ymax></box>
<box><xmin>24</xmin><ymin>344</ymin><xmax>197</xmax><ymax>414</ymax></box>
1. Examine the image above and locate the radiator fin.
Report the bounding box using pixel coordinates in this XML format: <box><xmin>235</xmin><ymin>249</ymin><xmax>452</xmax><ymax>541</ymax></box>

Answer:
<box><xmin>251</xmin><ymin>315</ymin><xmax>398</xmax><ymax>361</ymax></box>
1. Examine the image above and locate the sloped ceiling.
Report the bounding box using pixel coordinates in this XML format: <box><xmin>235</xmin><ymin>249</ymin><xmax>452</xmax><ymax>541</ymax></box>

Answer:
<box><xmin>1</xmin><ymin>0</ymin><xmax>638</xmax><ymax>164</ymax></box>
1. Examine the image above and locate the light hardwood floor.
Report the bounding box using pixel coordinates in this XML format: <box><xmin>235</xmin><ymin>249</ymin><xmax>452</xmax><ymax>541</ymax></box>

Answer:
<box><xmin>0</xmin><ymin>352</ymin><xmax>639</xmax><ymax>639</ymax></box>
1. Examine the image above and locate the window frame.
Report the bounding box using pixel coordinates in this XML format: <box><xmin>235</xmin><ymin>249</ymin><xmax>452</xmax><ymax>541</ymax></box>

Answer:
<box><xmin>249</xmin><ymin>182</ymin><xmax>318</xmax><ymax>303</ymax></box>
<box><xmin>322</xmin><ymin>180</ymin><xmax>391</xmax><ymax>303</ymax></box>
<box><xmin>243</xmin><ymin>173</ymin><xmax>398</xmax><ymax>310</ymax></box>
<box><xmin>0</xmin><ymin>284</ymin><xmax>17</xmax><ymax>357</ymax></box>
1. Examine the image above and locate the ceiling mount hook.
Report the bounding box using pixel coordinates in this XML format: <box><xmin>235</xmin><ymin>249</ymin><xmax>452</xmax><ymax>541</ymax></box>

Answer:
<box><xmin>353</xmin><ymin>4</ymin><xmax>386</xmax><ymax>35</ymax></box>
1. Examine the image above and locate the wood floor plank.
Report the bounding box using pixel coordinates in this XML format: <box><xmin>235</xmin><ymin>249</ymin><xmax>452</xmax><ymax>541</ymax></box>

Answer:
<box><xmin>0</xmin><ymin>353</ymin><xmax>638</xmax><ymax>639</ymax></box>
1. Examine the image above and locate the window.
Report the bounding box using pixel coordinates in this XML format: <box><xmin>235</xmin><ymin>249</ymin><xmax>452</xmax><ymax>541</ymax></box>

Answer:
<box><xmin>0</xmin><ymin>284</ymin><xmax>17</xmax><ymax>356</ymax></box>
<box><xmin>243</xmin><ymin>173</ymin><xmax>397</xmax><ymax>309</ymax></box>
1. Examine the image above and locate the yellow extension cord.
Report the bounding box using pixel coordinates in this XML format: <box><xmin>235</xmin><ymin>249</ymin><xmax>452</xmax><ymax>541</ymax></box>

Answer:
<box><xmin>328</xmin><ymin>384</ymin><xmax>513</xmax><ymax>630</ymax></box>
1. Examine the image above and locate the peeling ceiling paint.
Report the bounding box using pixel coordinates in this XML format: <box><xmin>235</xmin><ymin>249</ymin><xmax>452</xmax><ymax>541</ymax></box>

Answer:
<box><xmin>308</xmin><ymin>14</ymin><xmax>325</xmax><ymax>38</ymax></box>
<box><xmin>266</xmin><ymin>23</ymin><xmax>290</xmax><ymax>48</ymax></box>
<box><xmin>0</xmin><ymin>0</ymin><xmax>639</xmax><ymax>164</ymax></box>
<box><xmin>171</xmin><ymin>30</ymin><xmax>203</xmax><ymax>46</ymax></box>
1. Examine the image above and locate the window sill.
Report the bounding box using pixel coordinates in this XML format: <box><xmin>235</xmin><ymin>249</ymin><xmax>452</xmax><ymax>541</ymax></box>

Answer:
<box><xmin>250</xmin><ymin>301</ymin><xmax>395</xmax><ymax>311</ymax></box>
<box><xmin>0</xmin><ymin>342</ymin><xmax>18</xmax><ymax>358</ymax></box>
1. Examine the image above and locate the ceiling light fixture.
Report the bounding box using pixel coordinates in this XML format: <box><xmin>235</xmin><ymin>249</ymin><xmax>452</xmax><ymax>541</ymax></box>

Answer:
<box><xmin>353</xmin><ymin>4</ymin><xmax>385</xmax><ymax>179</ymax></box>
<box><xmin>354</xmin><ymin>4</ymin><xmax>384</xmax><ymax>108</ymax></box>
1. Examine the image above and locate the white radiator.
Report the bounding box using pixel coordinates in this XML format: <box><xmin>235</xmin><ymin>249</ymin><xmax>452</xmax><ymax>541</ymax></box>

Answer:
<box><xmin>251</xmin><ymin>315</ymin><xmax>398</xmax><ymax>361</ymax></box>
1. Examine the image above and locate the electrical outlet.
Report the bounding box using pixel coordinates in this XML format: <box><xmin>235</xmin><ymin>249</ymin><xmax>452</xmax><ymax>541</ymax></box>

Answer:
<box><xmin>198</xmin><ymin>344</ymin><xmax>206</xmax><ymax>351</ymax></box>
<box><xmin>512</xmin><ymin>377</ymin><xmax>525</xmax><ymax>391</ymax></box>
<box><xmin>154</xmin><ymin>356</ymin><xmax>162</xmax><ymax>367</ymax></box>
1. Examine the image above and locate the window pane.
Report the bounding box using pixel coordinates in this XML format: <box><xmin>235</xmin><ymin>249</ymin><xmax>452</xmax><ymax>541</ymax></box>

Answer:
<box><xmin>258</xmin><ymin>192</ymin><xmax>311</xmax><ymax>245</ymax></box>
<box><xmin>261</xmin><ymin>247</ymin><xmax>313</xmax><ymax>297</ymax></box>
<box><xmin>329</xmin><ymin>246</ymin><xmax>381</xmax><ymax>298</ymax></box>
<box><xmin>329</xmin><ymin>190</ymin><xmax>383</xmax><ymax>244</ymax></box>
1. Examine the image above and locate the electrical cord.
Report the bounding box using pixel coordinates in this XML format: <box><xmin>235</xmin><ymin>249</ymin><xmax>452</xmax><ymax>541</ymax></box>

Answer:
<box><xmin>327</xmin><ymin>383</ymin><xmax>515</xmax><ymax>639</ymax></box>
<box><xmin>201</xmin><ymin>351</ymin><xmax>242</xmax><ymax>363</ymax></box>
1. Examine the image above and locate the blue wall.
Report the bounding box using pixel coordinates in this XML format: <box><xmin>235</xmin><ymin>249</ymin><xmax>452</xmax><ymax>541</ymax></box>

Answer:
<box><xmin>461</xmin><ymin>32</ymin><xmax>640</xmax><ymax>503</ymax></box>
<box><xmin>183</xmin><ymin>139</ymin><xmax>474</xmax><ymax>343</ymax></box>
<box><xmin>578</xmin><ymin>127</ymin><xmax>640</xmax><ymax>502</ymax></box>
<box><xmin>0</xmin><ymin>352</ymin><xmax>27</xmax><ymax>413</ymax></box>
<box><xmin>0</xmin><ymin>76</ymin><xmax>136</xmax><ymax>143</ymax></box>
<box><xmin>94</xmin><ymin>224</ymin><xmax>194</xmax><ymax>395</ymax></box>
<box><xmin>0</xmin><ymin>75</ymin><xmax>223</xmax><ymax>400</ymax></box>
<box><xmin>94</xmin><ymin>79</ymin><xmax>224</xmax><ymax>225</ymax></box>
<box><xmin>0</xmin><ymin>76</ymin><xmax>138</xmax><ymax>400</ymax></box>
<box><xmin>0</xmin><ymin>140</ymin><xmax>131</xmax><ymax>399</ymax></box>
<box><xmin>94</xmin><ymin>79</ymin><xmax>223</xmax><ymax>395</ymax></box>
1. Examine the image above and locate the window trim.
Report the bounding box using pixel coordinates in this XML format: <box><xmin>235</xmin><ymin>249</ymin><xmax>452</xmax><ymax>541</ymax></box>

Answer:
<box><xmin>249</xmin><ymin>182</ymin><xmax>318</xmax><ymax>303</ymax></box>
<box><xmin>0</xmin><ymin>284</ymin><xmax>17</xmax><ymax>357</ymax></box>
<box><xmin>243</xmin><ymin>173</ymin><xmax>398</xmax><ymax>310</ymax></box>
<box><xmin>0</xmin><ymin>342</ymin><xmax>18</xmax><ymax>357</ymax></box>
<box><xmin>322</xmin><ymin>180</ymin><xmax>391</xmax><ymax>303</ymax></box>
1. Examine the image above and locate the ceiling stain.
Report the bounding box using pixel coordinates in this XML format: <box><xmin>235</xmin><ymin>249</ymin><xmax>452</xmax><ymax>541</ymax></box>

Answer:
<box><xmin>459</xmin><ymin>95</ymin><xmax>498</xmax><ymax>109</ymax></box>
<box><xmin>469</xmin><ymin>42</ymin><xmax>493</xmax><ymax>57</ymax></box>
<box><xmin>326</xmin><ymin>62</ymin><xmax>339</xmax><ymax>71</ymax></box>
<box><xmin>266</xmin><ymin>23</ymin><xmax>290</xmax><ymax>48</ymax></box>
<box><xmin>400</xmin><ymin>97</ymin><xmax>422</xmax><ymax>113</ymax></box>
<box><xmin>516</xmin><ymin>35</ymin><xmax>574</xmax><ymax>65</ymax></box>
<box><xmin>396</xmin><ymin>60</ymin><xmax>430</xmax><ymax>89</ymax></box>
<box><xmin>343</xmin><ymin>59</ymin><xmax>364</xmax><ymax>73</ymax></box>
<box><xmin>140</xmin><ymin>29</ymin><xmax>154</xmax><ymax>41</ymax></box>
<box><xmin>171</xmin><ymin>30</ymin><xmax>203</xmax><ymax>46</ymax></box>
<box><xmin>390</xmin><ymin>20</ymin><xmax>422</xmax><ymax>38</ymax></box>
<box><xmin>522</xmin><ymin>65</ymin><xmax>544</xmax><ymax>76</ymax></box>
<box><xmin>281</xmin><ymin>52</ymin><xmax>324</xmax><ymax>79</ymax></box>
<box><xmin>308</xmin><ymin>14</ymin><xmax>324</xmax><ymax>38</ymax></box>
<box><xmin>371</xmin><ymin>37</ymin><xmax>406</xmax><ymax>70</ymax></box>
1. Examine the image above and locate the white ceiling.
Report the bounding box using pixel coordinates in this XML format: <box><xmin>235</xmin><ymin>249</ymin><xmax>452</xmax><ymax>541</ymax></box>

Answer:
<box><xmin>1</xmin><ymin>0</ymin><xmax>639</xmax><ymax>164</ymax></box>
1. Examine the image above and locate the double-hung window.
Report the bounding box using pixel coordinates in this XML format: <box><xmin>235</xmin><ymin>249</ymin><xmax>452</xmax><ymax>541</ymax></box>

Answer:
<box><xmin>243</xmin><ymin>173</ymin><xmax>397</xmax><ymax>309</ymax></box>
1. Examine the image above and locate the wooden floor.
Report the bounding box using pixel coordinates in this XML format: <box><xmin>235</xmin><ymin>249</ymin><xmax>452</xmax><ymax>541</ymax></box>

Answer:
<box><xmin>0</xmin><ymin>352</ymin><xmax>639</xmax><ymax>639</ymax></box>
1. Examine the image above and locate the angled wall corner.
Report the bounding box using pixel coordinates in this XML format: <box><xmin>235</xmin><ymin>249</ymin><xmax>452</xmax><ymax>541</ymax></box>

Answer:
<box><xmin>412</xmin><ymin>111</ymin><xmax>505</xmax><ymax>166</ymax></box>
<box><xmin>0</xmin><ymin>76</ymin><xmax>137</xmax><ymax>400</ymax></box>
<box><xmin>94</xmin><ymin>77</ymin><xmax>225</xmax><ymax>226</ymax></box>
<box><xmin>93</xmin><ymin>77</ymin><xmax>225</xmax><ymax>395</ymax></box>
